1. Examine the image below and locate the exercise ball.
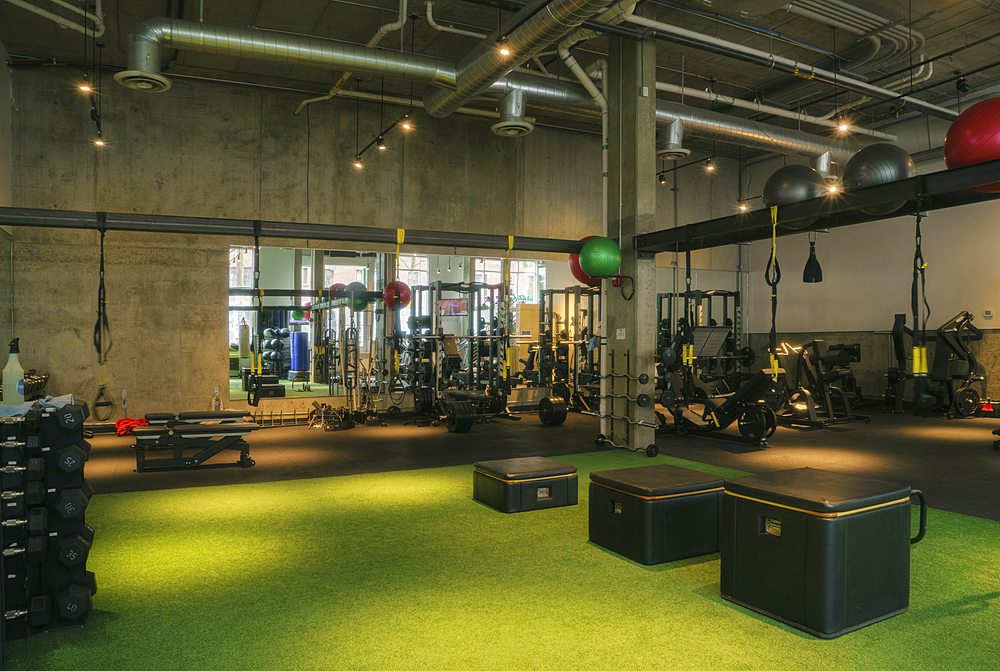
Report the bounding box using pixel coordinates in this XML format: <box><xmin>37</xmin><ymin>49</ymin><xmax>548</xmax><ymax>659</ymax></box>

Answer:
<box><xmin>279</xmin><ymin>328</ymin><xmax>290</xmax><ymax>338</ymax></box>
<box><xmin>383</xmin><ymin>281</ymin><xmax>412</xmax><ymax>310</ymax></box>
<box><xmin>578</xmin><ymin>236</ymin><xmax>622</xmax><ymax>278</ymax></box>
<box><xmin>291</xmin><ymin>310</ymin><xmax>305</xmax><ymax>321</ymax></box>
<box><xmin>842</xmin><ymin>144</ymin><xmax>916</xmax><ymax>215</ymax></box>
<box><xmin>568</xmin><ymin>236</ymin><xmax>600</xmax><ymax>286</ymax></box>
<box><xmin>944</xmin><ymin>97</ymin><xmax>1000</xmax><ymax>192</ymax></box>
<box><xmin>346</xmin><ymin>281</ymin><xmax>369</xmax><ymax>311</ymax></box>
<box><xmin>329</xmin><ymin>282</ymin><xmax>345</xmax><ymax>293</ymax></box>
<box><xmin>762</xmin><ymin>164</ymin><xmax>828</xmax><ymax>230</ymax></box>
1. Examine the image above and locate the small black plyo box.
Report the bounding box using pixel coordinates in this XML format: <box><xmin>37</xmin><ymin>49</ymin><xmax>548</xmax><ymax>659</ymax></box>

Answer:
<box><xmin>473</xmin><ymin>457</ymin><xmax>578</xmax><ymax>513</ymax></box>
<box><xmin>721</xmin><ymin>468</ymin><xmax>915</xmax><ymax>639</ymax></box>
<box><xmin>589</xmin><ymin>464</ymin><xmax>724</xmax><ymax>565</ymax></box>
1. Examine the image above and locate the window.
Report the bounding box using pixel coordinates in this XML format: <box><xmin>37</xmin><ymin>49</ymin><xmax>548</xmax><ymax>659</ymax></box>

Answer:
<box><xmin>397</xmin><ymin>255</ymin><xmax>428</xmax><ymax>334</ymax></box>
<box><xmin>229</xmin><ymin>247</ymin><xmax>254</xmax><ymax>346</ymax></box>
<box><xmin>474</xmin><ymin>258</ymin><xmax>544</xmax><ymax>304</ymax></box>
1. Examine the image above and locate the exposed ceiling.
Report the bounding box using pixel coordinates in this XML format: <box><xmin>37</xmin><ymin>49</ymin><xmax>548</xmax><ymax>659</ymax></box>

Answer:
<box><xmin>3</xmin><ymin>0</ymin><xmax>1000</xmax><ymax>151</ymax></box>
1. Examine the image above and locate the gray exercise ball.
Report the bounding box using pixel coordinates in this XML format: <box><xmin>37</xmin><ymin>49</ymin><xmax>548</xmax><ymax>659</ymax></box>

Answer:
<box><xmin>842</xmin><ymin>144</ymin><xmax>916</xmax><ymax>215</ymax></box>
<box><xmin>762</xmin><ymin>164</ymin><xmax>828</xmax><ymax>230</ymax></box>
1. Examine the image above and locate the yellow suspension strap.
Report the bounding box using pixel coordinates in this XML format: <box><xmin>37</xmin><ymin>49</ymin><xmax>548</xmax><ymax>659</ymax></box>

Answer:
<box><xmin>764</xmin><ymin>206</ymin><xmax>782</xmax><ymax>382</ymax></box>
<box><xmin>910</xmin><ymin>189</ymin><xmax>933</xmax><ymax>416</ymax></box>
<box><xmin>395</xmin><ymin>228</ymin><xmax>405</xmax><ymax>281</ymax></box>
<box><xmin>92</xmin><ymin>212</ymin><xmax>115</xmax><ymax>421</ymax></box>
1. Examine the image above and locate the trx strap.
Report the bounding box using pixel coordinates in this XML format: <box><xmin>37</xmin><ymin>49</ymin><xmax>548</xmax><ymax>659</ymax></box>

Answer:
<box><xmin>503</xmin><ymin>235</ymin><xmax>514</xmax><ymax>286</ymax></box>
<box><xmin>683</xmin><ymin>246</ymin><xmax>693</xmax><ymax>367</ymax></box>
<box><xmin>765</xmin><ymin>206</ymin><xmax>781</xmax><ymax>382</ymax></box>
<box><xmin>910</xmin><ymin>190</ymin><xmax>933</xmax><ymax>416</ymax></box>
<box><xmin>252</xmin><ymin>220</ymin><xmax>263</xmax><ymax>376</ymax></box>
<box><xmin>395</xmin><ymin>228</ymin><xmax>405</xmax><ymax>280</ymax></box>
<box><xmin>92</xmin><ymin>212</ymin><xmax>114</xmax><ymax>421</ymax></box>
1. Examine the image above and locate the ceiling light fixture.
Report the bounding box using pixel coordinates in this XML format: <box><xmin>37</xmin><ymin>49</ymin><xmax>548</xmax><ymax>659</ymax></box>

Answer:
<box><xmin>837</xmin><ymin>117</ymin><xmax>850</xmax><ymax>133</ymax></box>
<box><xmin>376</xmin><ymin>135</ymin><xmax>386</xmax><ymax>151</ymax></box>
<box><xmin>498</xmin><ymin>35</ymin><xmax>511</xmax><ymax>57</ymax></box>
<box><xmin>738</xmin><ymin>201</ymin><xmax>748</xmax><ymax>212</ymax></box>
<box><xmin>658</xmin><ymin>173</ymin><xmax>666</xmax><ymax>185</ymax></box>
<box><xmin>705</xmin><ymin>157</ymin><xmax>716</xmax><ymax>173</ymax></box>
<box><xmin>354</xmin><ymin>155</ymin><xmax>363</xmax><ymax>169</ymax></box>
<box><xmin>401</xmin><ymin>113</ymin><xmax>412</xmax><ymax>131</ymax></box>
<box><xmin>827</xmin><ymin>183</ymin><xmax>840</xmax><ymax>194</ymax></box>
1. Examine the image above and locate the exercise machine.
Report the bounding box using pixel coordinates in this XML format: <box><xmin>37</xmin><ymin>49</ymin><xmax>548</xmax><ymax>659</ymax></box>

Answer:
<box><xmin>774</xmin><ymin>341</ymin><xmax>870</xmax><ymax>427</ymax></box>
<box><xmin>131</xmin><ymin>411</ymin><xmax>258</xmax><ymax>471</ymax></box>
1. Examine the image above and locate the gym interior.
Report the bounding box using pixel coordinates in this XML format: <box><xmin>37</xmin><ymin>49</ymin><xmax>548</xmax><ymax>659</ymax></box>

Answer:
<box><xmin>1</xmin><ymin>0</ymin><xmax>1000</xmax><ymax>668</ymax></box>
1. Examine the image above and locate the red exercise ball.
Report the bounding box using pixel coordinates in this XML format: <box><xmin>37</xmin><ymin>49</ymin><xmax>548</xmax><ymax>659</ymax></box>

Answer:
<box><xmin>383</xmin><ymin>281</ymin><xmax>412</xmax><ymax>310</ymax></box>
<box><xmin>569</xmin><ymin>235</ymin><xmax>600</xmax><ymax>286</ymax></box>
<box><xmin>944</xmin><ymin>97</ymin><xmax>1000</xmax><ymax>193</ymax></box>
<box><xmin>329</xmin><ymin>283</ymin><xmax>345</xmax><ymax>293</ymax></box>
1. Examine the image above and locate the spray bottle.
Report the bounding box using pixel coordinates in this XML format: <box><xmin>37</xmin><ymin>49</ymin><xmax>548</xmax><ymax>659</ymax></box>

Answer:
<box><xmin>3</xmin><ymin>338</ymin><xmax>24</xmax><ymax>406</ymax></box>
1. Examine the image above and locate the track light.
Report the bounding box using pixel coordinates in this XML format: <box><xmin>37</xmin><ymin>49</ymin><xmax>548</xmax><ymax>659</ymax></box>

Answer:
<box><xmin>401</xmin><ymin>114</ymin><xmax>412</xmax><ymax>131</ymax></box>
<box><xmin>93</xmin><ymin>138</ymin><xmax>105</xmax><ymax>147</ymax></box>
<box><xmin>658</xmin><ymin>173</ymin><xmax>666</xmax><ymax>185</ymax></box>
<box><xmin>354</xmin><ymin>155</ymin><xmax>363</xmax><ymax>169</ymax></box>
<box><xmin>705</xmin><ymin>157</ymin><xmax>715</xmax><ymax>173</ymax></box>
<box><xmin>79</xmin><ymin>84</ymin><xmax>91</xmax><ymax>92</ymax></box>
<box><xmin>498</xmin><ymin>35</ymin><xmax>511</xmax><ymax>57</ymax></box>
<box><xmin>956</xmin><ymin>76</ymin><xmax>970</xmax><ymax>95</ymax></box>
<box><xmin>803</xmin><ymin>231</ymin><xmax>823</xmax><ymax>283</ymax></box>
<box><xmin>827</xmin><ymin>183</ymin><xmax>840</xmax><ymax>194</ymax></box>
<box><xmin>837</xmin><ymin>117</ymin><xmax>850</xmax><ymax>133</ymax></box>
<box><xmin>436</xmin><ymin>267</ymin><xmax>441</xmax><ymax>274</ymax></box>
<box><xmin>376</xmin><ymin>136</ymin><xmax>386</xmax><ymax>151</ymax></box>
<box><xmin>738</xmin><ymin>201</ymin><xmax>748</xmax><ymax>212</ymax></box>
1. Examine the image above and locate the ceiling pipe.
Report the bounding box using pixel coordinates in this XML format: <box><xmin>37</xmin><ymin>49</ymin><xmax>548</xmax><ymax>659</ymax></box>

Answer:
<box><xmin>5</xmin><ymin>0</ymin><xmax>105</xmax><ymax>37</ymax></box>
<box><xmin>422</xmin><ymin>0</ymin><xmax>610</xmax><ymax>118</ymax></box>
<box><xmin>624</xmin><ymin>14</ymin><xmax>957</xmax><ymax>120</ymax></box>
<box><xmin>426</xmin><ymin>1</ymin><xmax>487</xmax><ymax>38</ymax></box>
<box><xmin>114</xmin><ymin>17</ymin><xmax>866</xmax><ymax>161</ymax></box>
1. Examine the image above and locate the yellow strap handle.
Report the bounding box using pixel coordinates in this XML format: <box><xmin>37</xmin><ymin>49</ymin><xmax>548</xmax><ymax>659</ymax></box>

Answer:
<box><xmin>504</xmin><ymin>235</ymin><xmax>514</xmax><ymax>285</ymax></box>
<box><xmin>912</xmin><ymin>346</ymin><xmax>928</xmax><ymax>375</ymax></box>
<box><xmin>770</xmin><ymin>353</ymin><xmax>780</xmax><ymax>382</ymax></box>
<box><xmin>395</xmin><ymin>228</ymin><xmax>405</xmax><ymax>280</ymax></box>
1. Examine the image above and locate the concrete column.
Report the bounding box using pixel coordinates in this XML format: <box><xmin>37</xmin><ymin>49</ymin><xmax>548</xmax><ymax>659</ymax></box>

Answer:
<box><xmin>605</xmin><ymin>34</ymin><xmax>658</xmax><ymax>452</ymax></box>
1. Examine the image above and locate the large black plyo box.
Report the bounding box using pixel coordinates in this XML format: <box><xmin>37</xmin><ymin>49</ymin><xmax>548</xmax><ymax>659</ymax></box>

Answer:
<box><xmin>721</xmin><ymin>468</ymin><xmax>915</xmax><ymax>639</ymax></box>
<box><xmin>473</xmin><ymin>457</ymin><xmax>577</xmax><ymax>513</ymax></box>
<box><xmin>589</xmin><ymin>465</ymin><xmax>724</xmax><ymax>565</ymax></box>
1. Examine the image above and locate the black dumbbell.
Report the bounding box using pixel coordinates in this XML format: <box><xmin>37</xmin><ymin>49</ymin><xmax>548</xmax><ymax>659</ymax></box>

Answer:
<box><xmin>2</xmin><ymin>481</ymin><xmax>46</xmax><ymax>519</ymax></box>
<box><xmin>0</xmin><ymin>436</ymin><xmax>41</xmax><ymax>451</ymax></box>
<box><xmin>56</xmin><ymin>403</ymin><xmax>90</xmax><ymax>431</ymax></box>
<box><xmin>57</xmin><ymin>532</ymin><xmax>92</xmax><ymax>568</ymax></box>
<box><xmin>55</xmin><ymin>584</ymin><xmax>92</xmax><ymax>621</ymax></box>
<box><xmin>0</xmin><ymin>457</ymin><xmax>46</xmax><ymax>480</ymax></box>
<box><xmin>2</xmin><ymin>536</ymin><xmax>48</xmax><ymax>563</ymax></box>
<box><xmin>4</xmin><ymin>595</ymin><xmax>52</xmax><ymax>627</ymax></box>
<box><xmin>85</xmin><ymin>570</ymin><xmax>97</xmax><ymax>596</ymax></box>
<box><xmin>55</xmin><ymin>480</ymin><xmax>94</xmax><ymax>520</ymax></box>
<box><xmin>56</xmin><ymin>445</ymin><xmax>88</xmax><ymax>473</ymax></box>
<box><xmin>1</xmin><ymin>507</ymin><xmax>48</xmax><ymax>535</ymax></box>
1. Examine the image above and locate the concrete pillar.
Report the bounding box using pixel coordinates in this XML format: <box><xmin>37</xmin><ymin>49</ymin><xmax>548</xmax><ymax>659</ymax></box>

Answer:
<box><xmin>605</xmin><ymin>34</ymin><xmax>658</xmax><ymax>452</ymax></box>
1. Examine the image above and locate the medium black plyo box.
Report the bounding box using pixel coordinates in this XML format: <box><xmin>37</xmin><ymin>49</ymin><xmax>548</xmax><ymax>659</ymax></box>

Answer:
<box><xmin>473</xmin><ymin>457</ymin><xmax>578</xmax><ymax>513</ymax></box>
<box><xmin>589</xmin><ymin>464</ymin><xmax>724</xmax><ymax>565</ymax></box>
<box><xmin>720</xmin><ymin>467</ymin><xmax>914</xmax><ymax>639</ymax></box>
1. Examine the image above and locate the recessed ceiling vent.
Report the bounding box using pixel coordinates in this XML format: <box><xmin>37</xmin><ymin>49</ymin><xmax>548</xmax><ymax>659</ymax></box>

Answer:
<box><xmin>657</xmin><ymin>147</ymin><xmax>691</xmax><ymax>160</ymax></box>
<box><xmin>657</xmin><ymin>119</ymin><xmax>689</xmax><ymax>160</ymax></box>
<box><xmin>113</xmin><ymin>70</ymin><xmax>172</xmax><ymax>92</ymax></box>
<box><xmin>492</xmin><ymin>89</ymin><xmax>533</xmax><ymax>137</ymax></box>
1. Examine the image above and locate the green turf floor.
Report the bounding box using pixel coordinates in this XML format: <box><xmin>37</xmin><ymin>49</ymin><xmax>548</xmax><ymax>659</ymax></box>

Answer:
<box><xmin>8</xmin><ymin>452</ymin><xmax>1000</xmax><ymax>670</ymax></box>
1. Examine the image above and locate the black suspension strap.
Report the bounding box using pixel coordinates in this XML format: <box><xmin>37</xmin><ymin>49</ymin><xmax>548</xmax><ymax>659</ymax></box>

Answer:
<box><xmin>765</xmin><ymin>206</ymin><xmax>782</xmax><ymax>382</ymax></box>
<box><xmin>92</xmin><ymin>212</ymin><xmax>114</xmax><ymax>420</ymax></box>
<box><xmin>252</xmin><ymin>220</ymin><xmax>263</xmax><ymax>375</ymax></box>
<box><xmin>910</xmin><ymin>189</ymin><xmax>933</xmax><ymax>416</ymax></box>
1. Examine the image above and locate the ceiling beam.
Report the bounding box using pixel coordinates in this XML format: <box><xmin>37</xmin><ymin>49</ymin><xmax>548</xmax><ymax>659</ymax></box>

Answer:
<box><xmin>634</xmin><ymin>158</ymin><xmax>1000</xmax><ymax>253</ymax></box>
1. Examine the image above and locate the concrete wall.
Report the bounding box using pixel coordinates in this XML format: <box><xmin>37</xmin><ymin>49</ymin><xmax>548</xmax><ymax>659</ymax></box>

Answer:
<box><xmin>0</xmin><ymin>40</ymin><xmax>12</xmax><ymax>354</ymax></box>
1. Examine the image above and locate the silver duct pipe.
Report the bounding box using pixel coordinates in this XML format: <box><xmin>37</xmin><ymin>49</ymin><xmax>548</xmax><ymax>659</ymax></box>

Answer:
<box><xmin>115</xmin><ymin>17</ymin><xmax>862</xmax><ymax>161</ymax></box>
<box><xmin>422</xmin><ymin>0</ymin><xmax>610</xmax><ymax>118</ymax></box>
<box><xmin>655</xmin><ymin>101</ymin><xmax>863</xmax><ymax>163</ymax></box>
<box><xmin>812</xmin><ymin>151</ymin><xmax>833</xmax><ymax>178</ymax></box>
<box><xmin>115</xmin><ymin>18</ymin><xmax>456</xmax><ymax>92</ymax></box>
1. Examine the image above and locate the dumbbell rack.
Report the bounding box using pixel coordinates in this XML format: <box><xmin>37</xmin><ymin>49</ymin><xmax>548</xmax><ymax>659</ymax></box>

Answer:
<box><xmin>1</xmin><ymin>403</ymin><xmax>96</xmax><ymax>669</ymax></box>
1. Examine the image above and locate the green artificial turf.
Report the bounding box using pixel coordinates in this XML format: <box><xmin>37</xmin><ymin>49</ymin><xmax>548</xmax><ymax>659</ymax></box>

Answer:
<box><xmin>8</xmin><ymin>451</ymin><xmax>1000</xmax><ymax>670</ymax></box>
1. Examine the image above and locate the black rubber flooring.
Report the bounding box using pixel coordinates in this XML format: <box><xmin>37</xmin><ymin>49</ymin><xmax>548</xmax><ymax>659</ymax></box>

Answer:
<box><xmin>85</xmin><ymin>409</ymin><xmax>1000</xmax><ymax>522</ymax></box>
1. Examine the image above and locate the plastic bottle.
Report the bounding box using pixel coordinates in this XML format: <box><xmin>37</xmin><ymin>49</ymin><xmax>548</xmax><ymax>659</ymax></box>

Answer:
<box><xmin>3</xmin><ymin>338</ymin><xmax>24</xmax><ymax>406</ymax></box>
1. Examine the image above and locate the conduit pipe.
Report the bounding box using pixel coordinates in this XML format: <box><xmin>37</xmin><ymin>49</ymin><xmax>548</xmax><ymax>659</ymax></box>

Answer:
<box><xmin>296</xmin><ymin>0</ymin><xmax>409</xmax><ymax>115</ymax></box>
<box><xmin>624</xmin><ymin>13</ymin><xmax>957</xmax><ymax>120</ymax></box>
<box><xmin>422</xmin><ymin>0</ymin><xmax>610</xmax><ymax>118</ymax></box>
<box><xmin>426</xmin><ymin>2</ymin><xmax>487</xmax><ymax>39</ymax></box>
<box><xmin>5</xmin><ymin>0</ymin><xmax>105</xmax><ymax>37</ymax></box>
<box><xmin>784</xmin><ymin>4</ymin><xmax>881</xmax><ymax>71</ymax></box>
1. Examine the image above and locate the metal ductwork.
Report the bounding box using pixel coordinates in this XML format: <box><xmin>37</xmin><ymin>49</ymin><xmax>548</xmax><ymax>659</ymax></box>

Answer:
<box><xmin>656</xmin><ymin>120</ymin><xmax>690</xmax><ymax>160</ymax></box>
<box><xmin>491</xmin><ymin>89</ymin><xmax>534</xmax><ymax>136</ymax></box>
<box><xmin>115</xmin><ymin>18</ymin><xmax>457</xmax><ymax>92</ymax></box>
<box><xmin>115</xmin><ymin>17</ymin><xmax>863</xmax><ymax>162</ymax></box>
<box><xmin>422</xmin><ymin>0</ymin><xmax>611</xmax><ymax>118</ymax></box>
<box><xmin>655</xmin><ymin>101</ymin><xmax>863</xmax><ymax>164</ymax></box>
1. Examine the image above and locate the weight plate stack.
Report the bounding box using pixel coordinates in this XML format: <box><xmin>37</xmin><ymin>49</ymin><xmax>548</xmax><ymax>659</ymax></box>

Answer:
<box><xmin>538</xmin><ymin>396</ymin><xmax>568</xmax><ymax>426</ymax></box>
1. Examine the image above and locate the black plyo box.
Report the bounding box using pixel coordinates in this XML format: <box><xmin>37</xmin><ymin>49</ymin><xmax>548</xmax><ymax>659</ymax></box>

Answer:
<box><xmin>720</xmin><ymin>467</ymin><xmax>914</xmax><ymax>639</ymax></box>
<box><xmin>589</xmin><ymin>464</ymin><xmax>724</xmax><ymax>565</ymax></box>
<box><xmin>473</xmin><ymin>457</ymin><xmax>577</xmax><ymax>513</ymax></box>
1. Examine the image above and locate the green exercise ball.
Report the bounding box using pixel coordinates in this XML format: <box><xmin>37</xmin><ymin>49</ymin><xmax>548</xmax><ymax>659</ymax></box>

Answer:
<box><xmin>291</xmin><ymin>310</ymin><xmax>305</xmax><ymax>321</ymax></box>
<box><xmin>578</xmin><ymin>237</ymin><xmax>622</xmax><ymax>278</ymax></box>
<box><xmin>346</xmin><ymin>281</ymin><xmax>369</xmax><ymax>311</ymax></box>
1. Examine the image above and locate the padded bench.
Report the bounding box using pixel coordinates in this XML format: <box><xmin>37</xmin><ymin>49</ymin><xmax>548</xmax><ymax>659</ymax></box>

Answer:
<box><xmin>133</xmin><ymin>411</ymin><xmax>258</xmax><ymax>472</ymax></box>
<box><xmin>473</xmin><ymin>457</ymin><xmax>578</xmax><ymax>513</ymax></box>
<box><xmin>721</xmin><ymin>468</ymin><xmax>926</xmax><ymax>638</ymax></box>
<box><xmin>589</xmin><ymin>464</ymin><xmax>724</xmax><ymax>565</ymax></box>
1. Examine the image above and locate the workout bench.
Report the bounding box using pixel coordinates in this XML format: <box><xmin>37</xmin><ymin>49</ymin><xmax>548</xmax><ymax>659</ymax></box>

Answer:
<box><xmin>132</xmin><ymin>411</ymin><xmax>258</xmax><ymax>472</ymax></box>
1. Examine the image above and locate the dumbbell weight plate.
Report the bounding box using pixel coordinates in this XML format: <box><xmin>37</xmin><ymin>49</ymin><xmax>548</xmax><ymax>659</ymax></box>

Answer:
<box><xmin>636</xmin><ymin>394</ymin><xmax>651</xmax><ymax>408</ymax></box>
<box><xmin>638</xmin><ymin>373</ymin><xmax>649</xmax><ymax>385</ymax></box>
<box><xmin>538</xmin><ymin>396</ymin><xmax>568</xmax><ymax>426</ymax></box>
